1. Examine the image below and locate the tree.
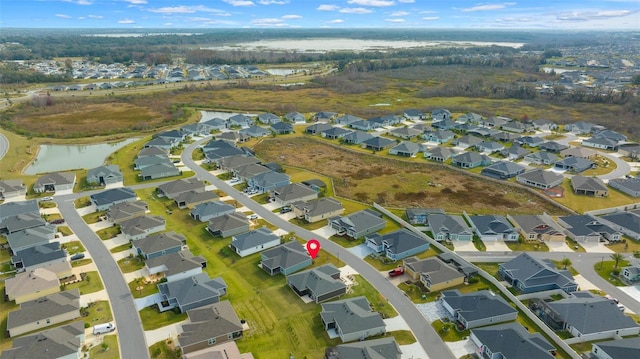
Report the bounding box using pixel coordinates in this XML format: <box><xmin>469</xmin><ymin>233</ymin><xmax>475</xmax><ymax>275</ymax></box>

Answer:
<box><xmin>560</xmin><ymin>257</ymin><xmax>572</xmax><ymax>270</ymax></box>
<box><xmin>611</xmin><ymin>253</ymin><xmax>624</xmax><ymax>269</ymax></box>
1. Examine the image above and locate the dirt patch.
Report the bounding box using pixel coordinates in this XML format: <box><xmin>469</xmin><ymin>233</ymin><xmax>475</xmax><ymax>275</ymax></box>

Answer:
<box><xmin>254</xmin><ymin>137</ymin><xmax>567</xmax><ymax>215</ymax></box>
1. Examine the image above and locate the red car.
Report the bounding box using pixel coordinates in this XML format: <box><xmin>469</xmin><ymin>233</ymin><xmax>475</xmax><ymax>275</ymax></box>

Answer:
<box><xmin>388</xmin><ymin>266</ymin><xmax>405</xmax><ymax>277</ymax></box>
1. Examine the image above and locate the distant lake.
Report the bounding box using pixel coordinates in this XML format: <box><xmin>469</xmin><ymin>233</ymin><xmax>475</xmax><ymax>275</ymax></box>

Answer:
<box><xmin>265</xmin><ymin>69</ymin><xmax>300</xmax><ymax>76</ymax></box>
<box><xmin>199</xmin><ymin>110</ymin><xmax>257</xmax><ymax>122</ymax></box>
<box><xmin>24</xmin><ymin>138</ymin><xmax>139</xmax><ymax>175</ymax></box>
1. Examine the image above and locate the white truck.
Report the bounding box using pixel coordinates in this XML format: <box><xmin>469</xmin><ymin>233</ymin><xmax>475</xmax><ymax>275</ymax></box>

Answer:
<box><xmin>93</xmin><ymin>322</ymin><xmax>116</xmax><ymax>335</ymax></box>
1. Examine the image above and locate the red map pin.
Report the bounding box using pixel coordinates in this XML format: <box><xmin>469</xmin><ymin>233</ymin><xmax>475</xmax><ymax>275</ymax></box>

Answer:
<box><xmin>306</xmin><ymin>239</ymin><xmax>320</xmax><ymax>259</ymax></box>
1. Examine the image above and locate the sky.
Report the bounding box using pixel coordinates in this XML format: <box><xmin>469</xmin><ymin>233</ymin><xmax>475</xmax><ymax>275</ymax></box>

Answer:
<box><xmin>0</xmin><ymin>0</ymin><xmax>638</xmax><ymax>29</ymax></box>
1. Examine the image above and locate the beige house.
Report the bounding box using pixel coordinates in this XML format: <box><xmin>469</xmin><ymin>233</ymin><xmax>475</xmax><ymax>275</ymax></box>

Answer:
<box><xmin>5</xmin><ymin>267</ymin><xmax>61</xmax><ymax>304</ymax></box>
<box><xmin>7</xmin><ymin>289</ymin><xmax>80</xmax><ymax>337</ymax></box>
<box><xmin>403</xmin><ymin>256</ymin><xmax>465</xmax><ymax>292</ymax></box>
<box><xmin>507</xmin><ymin>214</ymin><xmax>567</xmax><ymax>242</ymax></box>
<box><xmin>291</xmin><ymin>197</ymin><xmax>344</xmax><ymax>223</ymax></box>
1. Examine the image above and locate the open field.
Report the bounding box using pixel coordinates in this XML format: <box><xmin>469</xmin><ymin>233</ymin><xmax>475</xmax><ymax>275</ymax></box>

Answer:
<box><xmin>254</xmin><ymin>137</ymin><xmax>567</xmax><ymax>215</ymax></box>
<box><xmin>555</xmin><ymin>179</ymin><xmax>637</xmax><ymax>214</ymax></box>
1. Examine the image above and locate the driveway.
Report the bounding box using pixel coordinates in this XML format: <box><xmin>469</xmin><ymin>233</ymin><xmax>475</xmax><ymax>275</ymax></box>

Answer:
<box><xmin>446</xmin><ymin>339</ymin><xmax>476</xmax><ymax>358</ymax></box>
<box><xmin>453</xmin><ymin>241</ymin><xmax>478</xmax><ymax>252</ymax></box>
<box><xmin>415</xmin><ymin>301</ymin><xmax>452</xmax><ymax>323</ymax></box>
<box><xmin>484</xmin><ymin>242</ymin><xmax>512</xmax><ymax>252</ymax></box>
<box><xmin>312</xmin><ymin>225</ymin><xmax>337</xmax><ymax>237</ymax></box>
<box><xmin>144</xmin><ymin>321</ymin><xmax>186</xmax><ymax>346</ymax></box>
<box><xmin>347</xmin><ymin>243</ymin><xmax>374</xmax><ymax>258</ymax></box>
<box><xmin>547</xmin><ymin>241</ymin><xmax>572</xmax><ymax>252</ymax></box>
<box><xmin>582</xmin><ymin>242</ymin><xmax>614</xmax><ymax>254</ymax></box>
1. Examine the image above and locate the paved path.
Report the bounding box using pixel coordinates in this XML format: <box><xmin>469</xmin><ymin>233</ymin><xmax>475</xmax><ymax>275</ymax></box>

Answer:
<box><xmin>0</xmin><ymin>132</ymin><xmax>8</xmax><ymax>161</ymax></box>
<box><xmin>182</xmin><ymin>138</ymin><xmax>453</xmax><ymax>359</ymax></box>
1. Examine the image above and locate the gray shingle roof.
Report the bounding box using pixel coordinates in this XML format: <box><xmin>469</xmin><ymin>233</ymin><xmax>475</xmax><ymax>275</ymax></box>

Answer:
<box><xmin>11</xmin><ymin>242</ymin><xmax>66</xmax><ymax>268</ymax></box>
<box><xmin>0</xmin><ymin>200</ymin><xmax>39</xmax><ymax>222</ymax></box>
<box><xmin>326</xmin><ymin>337</ymin><xmax>402</xmax><ymax>359</ymax></box>
<box><xmin>600</xmin><ymin>212</ymin><xmax>640</xmax><ymax>234</ymax></box>
<box><xmin>261</xmin><ymin>241</ymin><xmax>311</xmax><ymax>272</ymax></box>
<box><xmin>178</xmin><ymin>301</ymin><xmax>242</xmax><ymax>348</ymax></box>
<box><xmin>500</xmin><ymin>252</ymin><xmax>576</xmax><ymax>290</ymax></box>
<box><xmin>594</xmin><ymin>338</ymin><xmax>640</xmax><ymax>359</ymax></box>
<box><xmin>158</xmin><ymin>273</ymin><xmax>226</xmax><ymax>309</ymax></box>
<box><xmin>441</xmin><ymin>289</ymin><xmax>517</xmax><ymax>323</ymax></box>
<box><xmin>571</xmin><ymin>175</ymin><xmax>607</xmax><ymax>192</ymax></box>
<box><xmin>471</xmin><ymin>322</ymin><xmax>555</xmax><ymax>359</ymax></box>
<box><xmin>231</xmin><ymin>228</ymin><xmax>279</xmax><ymax>251</ymax></box>
<box><xmin>134</xmin><ymin>231</ymin><xmax>186</xmax><ymax>255</ymax></box>
<box><xmin>146</xmin><ymin>249</ymin><xmax>206</xmax><ymax>277</ymax></box>
<box><xmin>425</xmin><ymin>213</ymin><xmax>470</xmax><ymax>236</ymax></box>
<box><xmin>468</xmin><ymin>215</ymin><xmax>516</xmax><ymax>235</ymax></box>
<box><xmin>7</xmin><ymin>289</ymin><xmax>80</xmax><ymax>330</ymax></box>
<box><xmin>1</xmin><ymin>322</ymin><xmax>84</xmax><ymax>359</ymax></box>
<box><xmin>90</xmin><ymin>187</ymin><xmax>136</xmax><ymax>208</ymax></box>
<box><xmin>320</xmin><ymin>296</ymin><xmax>385</xmax><ymax>336</ymax></box>
<box><xmin>546</xmin><ymin>294</ymin><xmax>639</xmax><ymax>334</ymax></box>
<box><xmin>287</xmin><ymin>264</ymin><xmax>346</xmax><ymax>298</ymax></box>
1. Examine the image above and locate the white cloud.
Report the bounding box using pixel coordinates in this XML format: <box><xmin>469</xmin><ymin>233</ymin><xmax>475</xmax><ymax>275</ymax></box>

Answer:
<box><xmin>317</xmin><ymin>4</ymin><xmax>339</xmax><ymax>11</ymax></box>
<box><xmin>87</xmin><ymin>14</ymin><xmax>103</xmax><ymax>19</ymax></box>
<box><xmin>461</xmin><ymin>2</ymin><xmax>516</xmax><ymax>12</ymax></box>
<box><xmin>62</xmin><ymin>0</ymin><xmax>93</xmax><ymax>5</ymax></box>
<box><xmin>328</xmin><ymin>19</ymin><xmax>344</xmax><ymax>23</ymax></box>
<box><xmin>348</xmin><ymin>0</ymin><xmax>394</xmax><ymax>6</ymax></box>
<box><xmin>148</xmin><ymin>5</ymin><xmax>229</xmax><ymax>15</ymax></box>
<box><xmin>223</xmin><ymin>0</ymin><xmax>255</xmax><ymax>6</ymax></box>
<box><xmin>251</xmin><ymin>18</ymin><xmax>288</xmax><ymax>26</ymax></box>
<box><xmin>121</xmin><ymin>0</ymin><xmax>147</xmax><ymax>4</ymax></box>
<box><xmin>163</xmin><ymin>22</ymin><xmax>173</xmax><ymax>26</ymax></box>
<box><xmin>118</xmin><ymin>19</ymin><xmax>135</xmax><ymax>24</ymax></box>
<box><xmin>55</xmin><ymin>13</ymin><xmax>73</xmax><ymax>18</ymax></box>
<box><xmin>391</xmin><ymin>11</ymin><xmax>409</xmax><ymax>16</ymax></box>
<box><xmin>339</xmin><ymin>7</ymin><xmax>373</xmax><ymax>14</ymax></box>
<box><xmin>422</xmin><ymin>16</ymin><xmax>439</xmax><ymax>21</ymax></box>
<box><xmin>398</xmin><ymin>0</ymin><xmax>414</xmax><ymax>2</ymax></box>
<box><xmin>555</xmin><ymin>9</ymin><xmax>637</xmax><ymax>22</ymax></box>
<box><xmin>385</xmin><ymin>18</ymin><xmax>405</xmax><ymax>22</ymax></box>
<box><xmin>258</xmin><ymin>0</ymin><xmax>288</xmax><ymax>4</ymax></box>
<box><xmin>282</xmin><ymin>14</ymin><xmax>302</xmax><ymax>19</ymax></box>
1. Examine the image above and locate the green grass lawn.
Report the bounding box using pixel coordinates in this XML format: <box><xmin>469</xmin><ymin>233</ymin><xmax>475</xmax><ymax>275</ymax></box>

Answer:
<box><xmin>139</xmin><ymin>305</ymin><xmax>188</xmax><ymax>331</ymax></box>
<box><xmin>82</xmin><ymin>300</ymin><xmax>113</xmax><ymax>327</ymax></box>
<box><xmin>329</xmin><ymin>234</ymin><xmax>364</xmax><ymax>248</ymax></box>
<box><xmin>473</xmin><ymin>262</ymin><xmax>501</xmax><ymax>278</ymax></box>
<box><xmin>289</xmin><ymin>217</ymin><xmax>329</xmax><ymax>231</ymax></box>
<box><xmin>63</xmin><ymin>271</ymin><xmax>104</xmax><ymax>295</ymax></box>
<box><xmin>364</xmin><ymin>247</ymin><xmax>439</xmax><ymax>271</ymax></box>
<box><xmin>117</xmin><ymin>256</ymin><xmax>145</xmax><ymax>273</ymax></box>
<box><xmin>385</xmin><ymin>330</ymin><xmax>416</xmax><ymax>345</ymax></box>
<box><xmin>89</xmin><ymin>335</ymin><xmax>119</xmax><ymax>359</ymax></box>
<box><xmin>72</xmin><ymin>258</ymin><xmax>93</xmax><ymax>267</ymax></box>
<box><xmin>61</xmin><ymin>240</ymin><xmax>85</xmax><ymax>255</ymax></box>
<box><xmin>149</xmin><ymin>339</ymin><xmax>180</xmax><ymax>359</ymax></box>
<box><xmin>473</xmin><ymin>237</ymin><xmax>486</xmax><ymax>251</ymax></box>
<box><xmin>57</xmin><ymin>226</ymin><xmax>74</xmax><ymax>236</ymax></box>
<box><xmin>97</xmin><ymin>226</ymin><xmax>121</xmax><ymax>240</ymax></box>
<box><xmin>0</xmin><ymin>282</ymin><xmax>19</xmax><ymax>352</ymax></box>
<box><xmin>505</xmin><ymin>240</ymin><xmax>549</xmax><ymax>252</ymax></box>
<box><xmin>74</xmin><ymin>196</ymin><xmax>91</xmax><ymax>208</ymax></box>
<box><xmin>82</xmin><ymin>210</ymin><xmax>105</xmax><ymax>224</ymax></box>
<box><xmin>432</xmin><ymin>319</ymin><xmax>470</xmax><ymax>342</ymax></box>
<box><xmin>398</xmin><ymin>282</ymin><xmax>431</xmax><ymax>303</ymax></box>
<box><xmin>128</xmin><ymin>279</ymin><xmax>160</xmax><ymax>299</ymax></box>
<box><xmin>594</xmin><ymin>260</ymin><xmax>629</xmax><ymax>286</ymax></box>
<box><xmin>607</xmin><ymin>238</ymin><xmax>640</xmax><ymax>254</ymax></box>
<box><xmin>554</xmin><ymin>179</ymin><xmax>636</xmax><ymax>213</ymax></box>
<box><xmin>110</xmin><ymin>242</ymin><xmax>132</xmax><ymax>253</ymax></box>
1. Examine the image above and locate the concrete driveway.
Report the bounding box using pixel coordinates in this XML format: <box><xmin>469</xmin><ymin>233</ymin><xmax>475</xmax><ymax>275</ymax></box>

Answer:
<box><xmin>446</xmin><ymin>339</ymin><xmax>476</xmax><ymax>358</ymax></box>
<box><xmin>453</xmin><ymin>241</ymin><xmax>478</xmax><ymax>252</ymax></box>
<box><xmin>347</xmin><ymin>243</ymin><xmax>374</xmax><ymax>258</ymax></box>
<box><xmin>484</xmin><ymin>242</ymin><xmax>511</xmax><ymax>252</ymax></box>
<box><xmin>144</xmin><ymin>321</ymin><xmax>186</xmax><ymax>346</ymax></box>
<box><xmin>312</xmin><ymin>225</ymin><xmax>337</xmax><ymax>237</ymax></box>
<box><xmin>582</xmin><ymin>242</ymin><xmax>614</xmax><ymax>253</ymax></box>
<box><xmin>547</xmin><ymin>241</ymin><xmax>572</xmax><ymax>252</ymax></box>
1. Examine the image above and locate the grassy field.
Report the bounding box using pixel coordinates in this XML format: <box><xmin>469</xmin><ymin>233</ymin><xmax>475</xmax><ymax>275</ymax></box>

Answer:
<box><xmin>89</xmin><ymin>334</ymin><xmax>119</xmax><ymax>359</ymax></box>
<box><xmin>140</xmin><ymin>306</ymin><xmax>188</xmax><ymax>331</ymax></box>
<box><xmin>554</xmin><ymin>179</ymin><xmax>636</xmax><ymax>213</ymax></box>
<box><xmin>83</xmin><ymin>300</ymin><xmax>113</xmax><ymax>328</ymax></box>
<box><xmin>149</xmin><ymin>339</ymin><xmax>180</xmax><ymax>359</ymax></box>
<box><xmin>110</xmin><ymin>243</ymin><xmax>132</xmax><ymax>253</ymax></box>
<box><xmin>61</xmin><ymin>240</ymin><xmax>85</xmax><ymax>255</ymax></box>
<box><xmin>254</xmin><ymin>137</ymin><xmax>567</xmax><ymax>215</ymax></box>
<box><xmin>117</xmin><ymin>256</ymin><xmax>145</xmax><ymax>273</ymax></box>
<box><xmin>63</xmin><ymin>271</ymin><xmax>104</xmax><ymax>295</ymax></box>
<box><xmin>129</xmin><ymin>279</ymin><xmax>160</xmax><ymax>299</ymax></box>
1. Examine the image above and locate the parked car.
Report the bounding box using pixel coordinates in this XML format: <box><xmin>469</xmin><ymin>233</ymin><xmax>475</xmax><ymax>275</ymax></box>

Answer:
<box><xmin>41</xmin><ymin>196</ymin><xmax>53</xmax><ymax>201</ymax></box>
<box><xmin>280</xmin><ymin>207</ymin><xmax>292</xmax><ymax>214</ymax></box>
<box><xmin>70</xmin><ymin>253</ymin><xmax>85</xmax><ymax>261</ymax></box>
<box><xmin>388</xmin><ymin>266</ymin><xmax>405</xmax><ymax>277</ymax></box>
<box><xmin>50</xmin><ymin>218</ymin><xmax>65</xmax><ymax>225</ymax></box>
<box><xmin>247</xmin><ymin>214</ymin><xmax>259</xmax><ymax>220</ymax></box>
<box><xmin>230</xmin><ymin>178</ymin><xmax>240</xmax><ymax>183</ymax></box>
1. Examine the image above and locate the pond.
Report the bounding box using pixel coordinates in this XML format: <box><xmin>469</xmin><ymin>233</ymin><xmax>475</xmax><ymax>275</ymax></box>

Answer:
<box><xmin>24</xmin><ymin>138</ymin><xmax>140</xmax><ymax>175</ymax></box>
<box><xmin>199</xmin><ymin>110</ymin><xmax>257</xmax><ymax>122</ymax></box>
<box><xmin>264</xmin><ymin>68</ymin><xmax>300</xmax><ymax>76</ymax></box>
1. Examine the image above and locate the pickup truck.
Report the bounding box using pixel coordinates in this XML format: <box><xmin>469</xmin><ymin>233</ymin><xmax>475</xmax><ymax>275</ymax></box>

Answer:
<box><xmin>388</xmin><ymin>266</ymin><xmax>405</xmax><ymax>277</ymax></box>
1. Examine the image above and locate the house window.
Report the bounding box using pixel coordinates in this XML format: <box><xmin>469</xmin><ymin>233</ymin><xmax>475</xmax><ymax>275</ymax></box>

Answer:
<box><xmin>46</xmin><ymin>319</ymin><xmax>50</xmax><ymax>324</ymax></box>
<box><xmin>207</xmin><ymin>338</ymin><xmax>216</xmax><ymax>345</ymax></box>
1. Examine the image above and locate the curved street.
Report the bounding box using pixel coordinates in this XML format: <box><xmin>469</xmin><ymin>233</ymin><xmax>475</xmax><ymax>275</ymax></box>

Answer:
<box><xmin>0</xmin><ymin>132</ymin><xmax>8</xmax><ymax>162</ymax></box>
<box><xmin>182</xmin><ymin>138</ymin><xmax>455</xmax><ymax>359</ymax></box>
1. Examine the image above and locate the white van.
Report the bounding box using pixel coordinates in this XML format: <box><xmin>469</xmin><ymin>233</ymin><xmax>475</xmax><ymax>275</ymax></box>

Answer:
<box><xmin>93</xmin><ymin>322</ymin><xmax>116</xmax><ymax>335</ymax></box>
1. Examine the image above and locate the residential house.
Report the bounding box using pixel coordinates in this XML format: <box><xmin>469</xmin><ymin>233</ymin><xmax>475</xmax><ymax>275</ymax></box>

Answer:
<box><xmin>239</xmin><ymin>125</ymin><xmax>270</xmax><ymax>138</ymax></box>
<box><xmin>452</xmin><ymin>152</ymin><xmax>492</xmax><ymax>169</ymax></box>
<box><xmin>591</xmin><ymin>338</ymin><xmax>640</xmax><ymax>359</ymax></box>
<box><xmin>7</xmin><ymin>225</ymin><xmax>56</xmax><ymax>254</ymax></box>
<box><xmin>533</xmin><ymin>293</ymin><xmax>639</xmax><ymax>340</ymax></box>
<box><xmin>146</xmin><ymin>249</ymin><xmax>206</xmax><ymax>283</ymax></box>
<box><xmin>350</xmin><ymin>120</ymin><xmax>379</xmax><ymax>131</ymax></box>
<box><xmin>501</xmin><ymin>120</ymin><xmax>529</xmax><ymax>133</ymax></box>
<box><xmin>260</xmin><ymin>241</ymin><xmax>312</xmax><ymax>276</ymax></box>
<box><xmin>33</xmin><ymin>172</ymin><xmax>76</xmax><ymax>194</ymax></box>
<box><xmin>389</xmin><ymin>127</ymin><xmax>422</xmax><ymax>140</ymax></box>
<box><xmin>207</xmin><ymin>213</ymin><xmax>249</xmax><ymax>238</ymax></box>
<box><xmin>1</xmin><ymin>322</ymin><xmax>84</xmax><ymax>359</ymax></box>
<box><xmin>431</xmin><ymin>108</ymin><xmax>452</xmax><ymax>122</ymax></box>
<box><xmin>405</xmin><ymin>208</ymin><xmax>444</xmax><ymax>225</ymax></box>
<box><xmin>571</xmin><ymin>175</ymin><xmax>608</xmax><ymax>197</ymax></box>
<box><xmin>514</xmin><ymin>136</ymin><xmax>544</xmax><ymax>147</ymax></box>
<box><xmin>134</xmin><ymin>154</ymin><xmax>173</xmax><ymax>170</ymax></box>
<box><xmin>0</xmin><ymin>179</ymin><xmax>26</xmax><ymax>201</ymax></box>
<box><xmin>454</xmin><ymin>135</ymin><xmax>483</xmax><ymax>149</ymax></box>
<box><xmin>287</xmin><ymin>264</ymin><xmax>347</xmax><ymax>303</ymax></box>
<box><xmin>524</xmin><ymin>151</ymin><xmax>559</xmax><ymax>165</ymax></box>
<box><xmin>539</xmin><ymin>141</ymin><xmax>569</xmax><ymax>153</ymax></box>
<box><xmin>342</xmin><ymin>130</ymin><xmax>373</xmax><ymax>145</ymax></box>
<box><xmin>177</xmin><ymin>301</ymin><xmax>243</xmax><ymax>355</ymax></box>
<box><xmin>560</xmin><ymin>147</ymin><xmax>596</xmax><ymax>159</ymax></box>
<box><xmin>335</xmin><ymin>114</ymin><xmax>364</xmax><ymax>126</ymax></box>
<box><xmin>291</xmin><ymin>197</ymin><xmax>344</xmax><ymax>223</ymax></box>
<box><xmin>471</xmin><ymin>322</ymin><xmax>556</xmax><ymax>359</ymax></box>
<box><xmin>369</xmin><ymin>114</ymin><xmax>402</xmax><ymax>127</ymax></box>
<box><xmin>432</xmin><ymin>118</ymin><xmax>457</xmax><ymax>130</ymax></box>
<box><xmin>271</xmin><ymin>183</ymin><xmax>317</xmax><ymax>207</ymax></box>
<box><xmin>557</xmin><ymin>215</ymin><xmax>621</xmax><ymax>243</ymax></box>
<box><xmin>457</xmin><ymin>112</ymin><xmax>482</xmax><ymax>124</ymax></box>
<box><xmin>86</xmin><ymin>165</ymin><xmax>123</xmax><ymax>186</ymax></box>
<box><xmin>174</xmin><ymin>190</ymin><xmax>218</xmax><ymax>209</ymax></box>
<box><xmin>426</xmin><ymin>213</ymin><xmax>473</xmax><ymax>241</ymax></box>
<box><xmin>218</xmin><ymin>155</ymin><xmax>260</xmax><ymax>172</ymax></box>
<box><xmin>11</xmin><ymin>242</ymin><xmax>69</xmax><ymax>274</ymax></box>
<box><xmin>595</xmin><ymin>129</ymin><xmax>627</xmax><ymax>143</ymax></box>
<box><xmin>320</xmin><ymin>296</ymin><xmax>386</xmax><ymax>343</ymax></box>
<box><xmin>201</xmin><ymin>117</ymin><xmax>229</xmax><ymax>131</ymax></box>
<box><xmin>329</xmin><ymin>209</ymin><xmax>386</xmax><ymax>239</ymax></box>
<box><xmin>321</xmin><ymin>127</ymin><xmax>352</xmax><ymax>140</ymax></box>
<box><xmin>389</xmin><ymin>141</ymin><xmax>422</xmax><ymax>157</ymax></box>
<box><xmin>143</xmin><ymin>137</ymin><xmax>174</xmax><ymax>151</ymax></box>
<box><xmin>468</xmin><ymin>127</ymin><xmax>499</xmax><ymax>138</ymax></box>
<box><xmin>621</xmin><ymin>265</ymin><xmax>640</xmax><ymax>283</ymax></box>
<box><xmin>139</xmin><ymin>162</ymin><xmax>180</xmax><ymax>180</ymax></box>
<box><xmin>403</xmin><ymin>109</ymin><xmax>426</xmax><ymax>121</ymax></box>
<box><xmin>554</xmin><ymin>156</ymin><xmax>595</xmax><ymax>173</ymax></box>
<box><xmin>412</xmin><ymin>123</ymin><xmax>432</xmax><ymax>133</ymax></box>
<box><xmin>501</xmin><ymin>145</ymin><xmax>530</xmax><ymax>160</ymax></box>
<box><xmin>583</xmin><ymin>136</ymin><xmax>618</xmax><ymax>151</ymax></box>
<box><xmin>119</xmin><ymin>215</ymin><xmax>166</xmax><ymax>241</ymax></box>
<box><xmin>516</xmin><ymin>169</ymin><xmax>564</xmax><ymax>190</ymax></box>
<box><xmin>365</xmin><ymin>229</ymin><xmax>430</xmax><ymax>261</ymax></box>
<box><xmin>6</xmin><ymin>289</ymin><xmax>80</xmax><ymax>337</ymax></box>
<box><xmin>157</xmin><ymin>273</ymin><xmax>227</xmax><ymax>313</ymax></box>
<box><xmin>466</xmin><ymin>214</ymin><xmax>518</xmax><ymax>241</ymax></box>
<box><xmin>232</xmin><ymin>164</ymin><xmax>271</xmax><ymax>182</ymax></box>
<box><xmin>215</xmin><ymin>131</ymin><xmax>250</xmax><ymax>144</ymax></box>
<box><xmin>609</xmin><ymin>178</ymin><xmax>640</xmax><ymax>197</ymax></box>
<box><xmin>403</xmin><ymin>256</ymin><xmax>464</xmax><ymax>291</ymax></box>
<box><xmin>454</xmin><ymin>123</ymin><xmax>478</xmax><ymax>132</ymax></box>
<box><xmin>361</xmin><ymin>136</ymin><xmax>396</xmax><ymax>151</ymax></box>
<box><xmin>498</xmin><ymin>252</ymin><xmax>578</xmax><ymax>293</ymax></box>
<box><xmin>313</xmin><ymin>111</ymin><xmax>337</xmax><ymax>122</ymax></box>
<box><xmin>565</xmin><ymin>121</ymin><xmax>600</xmax><ymax>135</ymax></box>
<box><xmin>476</xmin><ymin>140</ymin><xmax>504</xmax><ymax>154</ymax></box>
<box><xmin>285</xmin><ymin>111</ymin><xmax>306</xmax><ymax>123</ymax></box>
<box><xmin>256</xmin><ymin>113</ymin><xmax>280</xmax><ymax>125</ymax></box>
<box><xmin>156</xmin><ymin>129</ymin><xmax>186</xmax><ymax>144</ymax></box>
<box><xmin>424</xmin><ymin>146</ymin><xmax>456</xmax><ymax>162</ymax></box>
<box><xmin>492</xmin><ymin>131</ymin><xmax>521</xmax><ymax>142</ymax></box>
<box><xmin>480</xmin><ymin>116</ymin><xmax>510</xmax><ymax>128</ymax></box>
<box><xmin>106</xmin><ymin>200</ymin><xmax>148</xmax><ymax>224</ymax></box>
<box><xmin>5</xmin><ymin>267</ymin><xmax>61</xmax><ymax>304</ymax></box>
<box><xmin>228</xmin><ymin>114</ymin><xmax>253</xmax><ymax>128</ymax></box>
<box><xmin>481</xmin><ymin>161</ymin><xmax>526</xmax><ymax>179</ymax></box>
<box><xmin>325</xmin><ymin>338</ymin><xmax>402</xmax><ymax>359</ymax></box>
<box><xmin>508</xmin><ymin>214</ymin><xmax>566</xmax><ymax>242</ymax></box>
<box><xmin>599</xmin><ymin>212</ymin><xmax>640</xmax><ymax>240</ymax></box>
<box><xmin>90</xmin><ymin>187</ymin><xmax>137</xmax><ymax>211</ymax></box>
<box><xmin>305</xmin><ymin>123</ymin><xmax>333</xmax><ymax>135</ymax></box>
<box><xmin>270</xmin><ymin>122</ymin><xmax>294</xmax><ymax>135</ymax></box>
<box><xmin>441</xmin><ymin>289</ymin><xmax>518</xmax><ymax>329</ymax></box>
<box><xmin>0</xmin><ymin>212</ymin><xmax>46</xmax><ymax>235</ymax></box>
<box><xmin>229</xmin><ymin>228</ymin><xmax>280</xmax><ymax>257</ymax></box>
<box><xmin>157</xmin><ymin>178</ymin><xmax>205</xmax><ymax>199</ymax></box>
<box><xmin>247</xmin><ymin>171</ymin><xmax>290</xmax><ymax>193</ymax></box>
<box><xmin>190</xmin><ymin>201</ymin><xmax>235</xmax><ymax>222</ymax></box>
<box><xmin>181</xmin><ymin>122</ymin><xmax>214</xmax><ymax>137</ymax></box>
<box><xmin>424</xmin><ymin>129</ymin><xmax>455</xmax><ymax>144</ymax></box>
<box><xmin>134</xmin><ymin>231</ymin><xmax>186</xmax><ymax>260</ymax></box>
<box><xmin>532</xmin><ymin>119</ymin><xmax>558</xmax><ymax>131</ymax></box>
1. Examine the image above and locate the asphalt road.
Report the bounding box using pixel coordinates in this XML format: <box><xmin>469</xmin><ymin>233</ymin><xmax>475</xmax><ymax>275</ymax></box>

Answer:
<box><xmin>0</xmin><ymin>132</ymin><xmax>8</xmax><ymax>161</ymax></box>
<box><xmin>56</xmin><ymin>196</ymin><xmax>150</xmax><ymax>359</ymax></box>
<box><xmin>182</xmin><ymin>138</ymin><xmax>454</xmax><ymax>359</ymax></box>
<box><xmin>459</xmin><ymin>251</ymin><xmax>640</xmax><ymax>315</ymax></box>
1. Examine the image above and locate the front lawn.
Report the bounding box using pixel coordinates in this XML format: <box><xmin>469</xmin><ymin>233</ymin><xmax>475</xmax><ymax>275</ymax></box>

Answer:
<box><xmin>432</xmin><ymin>319</ymin><xmax>470</xmax><ymax>342</ymax></box>
<box><xmin>473</xmin><ymin>262</ymin><xmax>501</xmax><ymax>278</ymax></box>
<box><xmin>83</xmin><ymin>210</ymin><xmax>106</xmax><ymax>224</ymax></box>
<box><xmin>72</xmin><ymin>258</ymin><xmax>93</xmax><ymax>267</ymax></box>
<box><xmin>97</xmin><ymin>226</ymin><xmax>121</xmax><ymax>241</ymax></box>
<box><xmin>74</xmin><ymin>196</ymin><xmax>91</xmax><ymax>208</ymax></box>
<box><xmin>62</xmin><ymin>241</ymin><xmax>85</xmax><ymax>255</ymax></box>
<box><xmin>57</xmin><ymin>226</ymin><xmax>74</xmax><ymax>236</ymax></box>
<box><xmin>328</xmin><ymin>234</ymin><xmax>363</xmax><ymax>248</ymax></box>
<box><xmin>89</xmin><ymin>335</ymin><xmax>119</xmax><ymax>359</ymax></box>
<box><xmin>117</xmin><ymin>256</ymin><xmax>145</xmax><ymax>273</ymax></box>
<box><xmin>110</xmin><ymin>243</ymin><xmax>132</xmax><ymax>253</ymax></box>
<box><xmin>139</xmin><ymin>305</ymin><xmax>188</xmax><ymax>331</ymax></box>
<box><xmin>594</xmin><ymin>260</ymin><xmax>629</xmax><ymax>286</ymax></box>
<box><xmin>149</xmin><ymin>339</ymin><xmax>180</xmax><ymax>359</ymax></box>
<box><xmin>505</xmin><ymin>240</ymin><xmax>549</xmax><ymax>252</ymax></box>
<box><xmin>128</xmin><ymin>279</ymin><xmax>160</xmax><ymax>299</ymax></box>
<box><xmin>289</xmin><ymin>217</ymin><xmax>329</xmax><ymax>231</ymax></box>
<box><xmin>63</xmin><ymin>271</ymin><xmax>104</xmax><ymax>295</ymax></box>
<box><xmin>82</xmin><ymin>300</ymin><xmax>113</xmax><ymax>327</ymax></box>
